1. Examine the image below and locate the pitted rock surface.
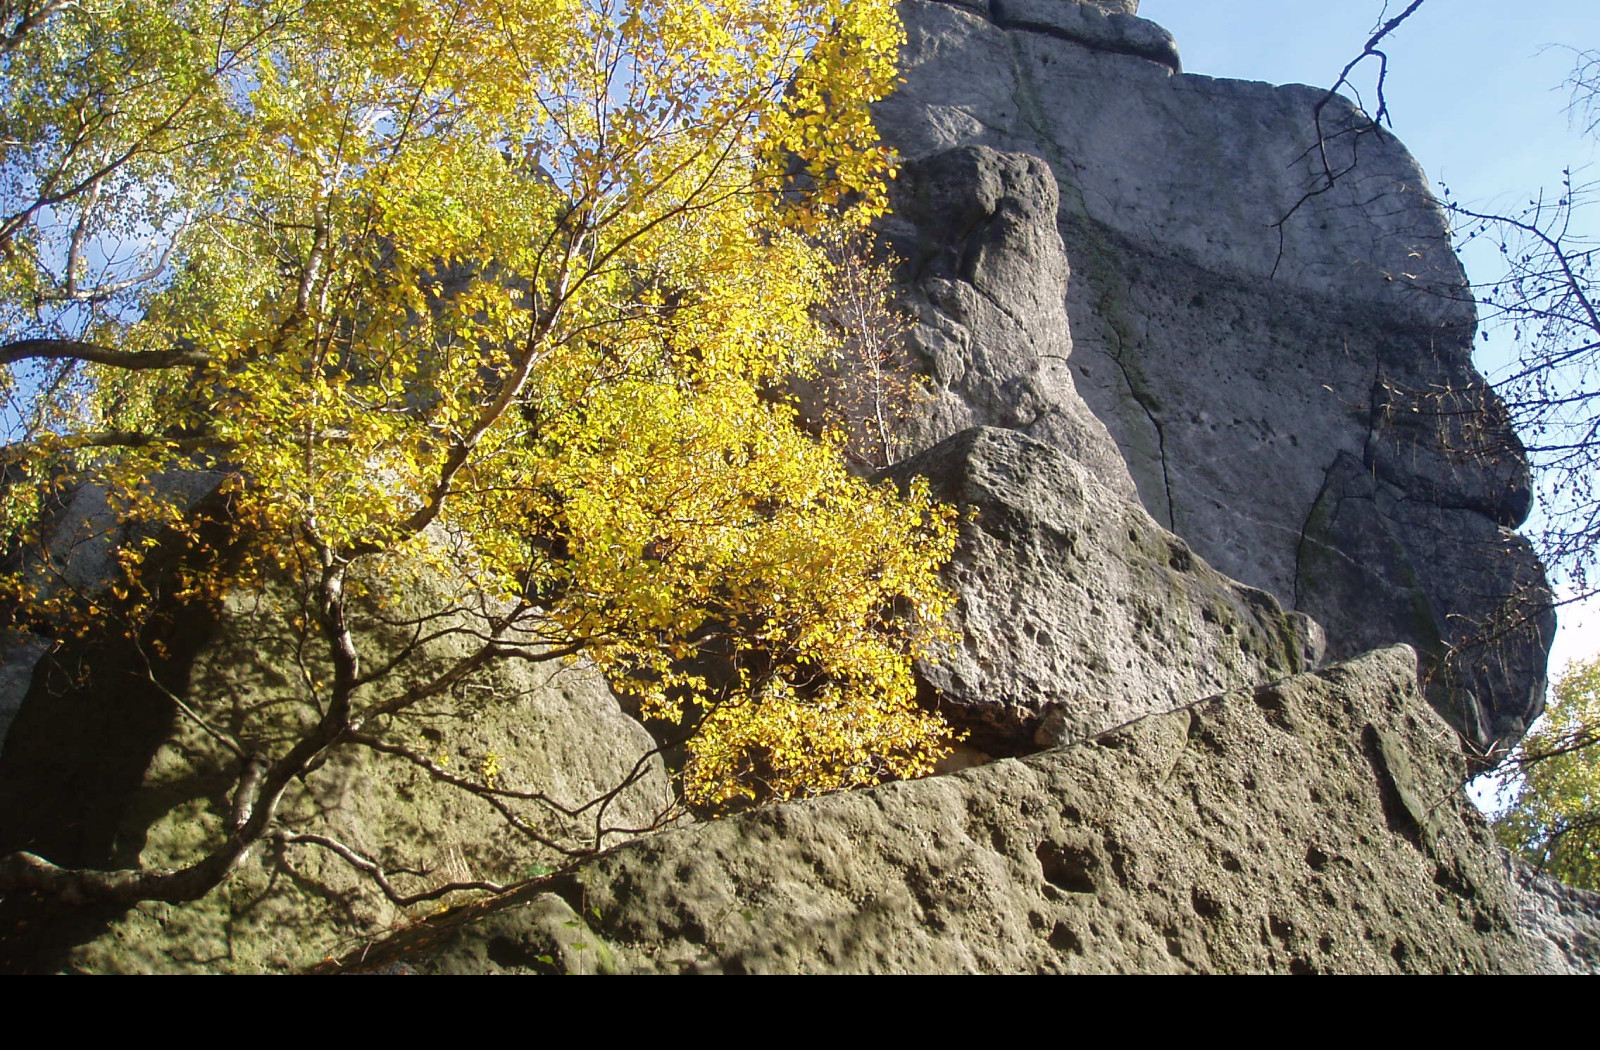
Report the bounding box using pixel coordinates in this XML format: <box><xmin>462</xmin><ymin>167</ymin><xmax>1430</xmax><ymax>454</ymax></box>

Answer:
<box><xmin>883</xmin><ymin>426</ymin><xmax>1315</xmax><ymax>753</ymax></box>
<box><xmin>376</xmin><ymin>648</ymin><xmax>1536</xmax><ymax>974</ymax></box>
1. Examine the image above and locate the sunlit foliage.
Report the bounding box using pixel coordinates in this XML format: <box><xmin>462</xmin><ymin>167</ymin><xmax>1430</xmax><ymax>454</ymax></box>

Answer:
<box><xmin>1495</xmin><ymin>656</ymin><xmax>1600</xmax><ymax>889</ymax></box>
<box><xmin>0</xmin><ymin>0</ymin><xmax>958</xmax><ymax>902</ymax></box>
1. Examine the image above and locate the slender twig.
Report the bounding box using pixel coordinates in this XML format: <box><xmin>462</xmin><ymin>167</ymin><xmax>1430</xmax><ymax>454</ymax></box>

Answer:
<box><xmin>277</xmin><ymin>831</ymin><xmax>508</xmax><ymax>907</ymax></box>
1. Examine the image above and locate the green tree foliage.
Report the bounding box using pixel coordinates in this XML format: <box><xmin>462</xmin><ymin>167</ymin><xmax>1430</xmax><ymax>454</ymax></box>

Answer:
<box><xmin>1495</xmin><ymin>655</ymin><xmax>1600</xmax><ymax>889</ymax></box>
<box><xmin>0</xmin><ymin>0</ymin><xmax>960</xmax><ymax>906</ymax></box>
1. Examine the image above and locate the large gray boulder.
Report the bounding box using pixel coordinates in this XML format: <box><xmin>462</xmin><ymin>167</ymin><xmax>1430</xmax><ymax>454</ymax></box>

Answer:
<box><xmin>884</xmin><ymin>426</ymin><xmax>1318</xmax><ymax>753</ymax></box>
<box><xmin>1</xmin><ymin>0</ymin><xmax>1580</xmax><ymax>975</ymax></box>
<box><xmin>870</xmin><ymin>0</ymin><xmax>1553</xmax><ymax>757</ymax></box>
<box><xmin>364</xmin><ymin>647</ymin><xmax>1539</xmax><ymax>974</ymax></box>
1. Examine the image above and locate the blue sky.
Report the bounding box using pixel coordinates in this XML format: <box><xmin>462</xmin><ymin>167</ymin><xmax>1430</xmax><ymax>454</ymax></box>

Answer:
<box><xmin>1139</xmin><ymin>1</ymin><xmax>1599</xmax><ymax>223</ymax></box>
<box><xmin>1140</xmin><ymin>0</ymin><xmax>1600</xmax><ymax>676</ymax></box>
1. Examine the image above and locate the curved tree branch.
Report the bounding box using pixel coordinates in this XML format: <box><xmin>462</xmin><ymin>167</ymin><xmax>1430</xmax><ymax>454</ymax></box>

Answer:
<box><xmin>0</xmin><ymin>0</ymin><xmax>71</xmax><ymax>53</ymax></box>
<box><xmin>276</xmin><ymin>832</ymin><xmax>508</xmax><ymax>907</ymax></box>
<box><xmin>0</xmin><ymin>338</ymin><xmax>211</xmax><ymax>370</ymax></box>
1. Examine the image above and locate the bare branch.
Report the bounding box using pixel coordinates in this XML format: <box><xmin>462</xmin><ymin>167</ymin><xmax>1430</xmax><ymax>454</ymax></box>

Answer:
<box><xmin>1564</xmin><ymin>47</ymin><xmax>1600</xmax><ymax>140</ymax></box>
<box><xmin>1269</xmin><ymin>1</ymin><xmax>1429</xmax><ymax>274</ymax></box>
<box><xmin>132</xmin><ymin>638</ymin><xmax>250</xmax><ymax>761</ymax></box>
<box><xmin>277</xmin><ymin>832</ymin><xmax>508</xmax><ymax>907</ymax></box>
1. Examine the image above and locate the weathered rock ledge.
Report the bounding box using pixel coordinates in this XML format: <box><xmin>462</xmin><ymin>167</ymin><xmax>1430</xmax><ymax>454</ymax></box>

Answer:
<box><xmin>359</xmin><ymin>647</ymin><xmax>1539</xmax><ymax>974</ymax></box>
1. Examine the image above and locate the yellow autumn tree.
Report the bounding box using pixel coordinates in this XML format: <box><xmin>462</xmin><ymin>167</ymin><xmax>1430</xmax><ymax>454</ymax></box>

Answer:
<box><xmin>0</xmin><ymin>0</ymin><xmax>958</xmax><ymax>905</ymax></box>
<box><xmin>1495</xmin><ymin>656</ymin><xmax>1600</xmax><ymax>889</ymax></box>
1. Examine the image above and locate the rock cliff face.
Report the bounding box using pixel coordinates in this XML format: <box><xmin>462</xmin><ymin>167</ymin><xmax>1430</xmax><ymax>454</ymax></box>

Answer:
<box><xmin>873</xmin><ymin>0</ymin><xmax>1553</xmax><ymax>759</ymax></box>
<box><xmin>0</xmin><ymin>0</ymin><xmax>1593</xmax><ymax>974</ymax></box>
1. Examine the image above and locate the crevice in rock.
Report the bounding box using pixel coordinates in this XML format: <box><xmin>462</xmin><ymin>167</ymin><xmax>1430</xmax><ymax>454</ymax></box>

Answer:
<box><xmin>1102</xmin><ymin>322</ymin><xmax>1174</xmax><ymax>528</ymax></box>
<box><xmin>484</xmin><ymin>935</ymin><xmax>561</xmax><ymax>974</ymax></box>
<box><xmin>1036</xmin><ymin>839</ymin><xmax>1100</xmax><ymax>893</ymax></box>
<box><xmin>1292</xmin><ymin>463</ymin><xmax>1339</xmax><ymax>612</ymax></box>
<box><xmin>966</xmin><ymin>262</ymin><xmax>1034</xmax><ymax>335</ymax></box>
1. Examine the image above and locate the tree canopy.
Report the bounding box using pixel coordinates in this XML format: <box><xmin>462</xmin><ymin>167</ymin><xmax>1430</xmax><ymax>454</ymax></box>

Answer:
<box><xmin>1495</xmin><ymin>655</ymin><xmax>1600</xmax><ymax>889</ymax></box>
<box><xmin>0</xmin><ymin>0</ymin><xmax>961</xmax><ymax>904</ymax></box>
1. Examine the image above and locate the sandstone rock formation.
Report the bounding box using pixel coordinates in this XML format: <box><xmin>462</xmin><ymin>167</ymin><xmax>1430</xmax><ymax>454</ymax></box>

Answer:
<box><xmin>0</xmin><ymin>0</ymin><xmax>1592</xmax><ymax>975</ymax></box>
<box><xmin>884</xmin><ymin>426</ymin><xmax>1320</xmax><ymax>754</ymax></box>
<box><xmin>1513</xmin><ymin>859</ymin><xmax>1600</xmax><ymax>975</ymax></box>
<box><xmin>352</xmin><ymin>648</ymin><xmax>1535</xmax><ymax>975</ymax></box>
<box><xmin>873</xmin><ymin>0</ymin><xmax>1553</xmax><ymax>759</ymax></box>
<box><xmin>874</xmin><ymin>144</ymin><xmax>1138</xmax><ymax>499</ymax></box>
